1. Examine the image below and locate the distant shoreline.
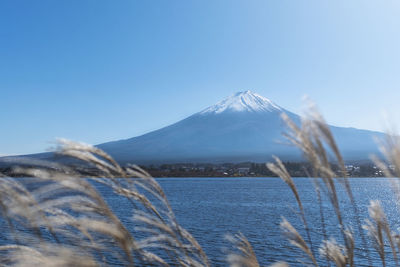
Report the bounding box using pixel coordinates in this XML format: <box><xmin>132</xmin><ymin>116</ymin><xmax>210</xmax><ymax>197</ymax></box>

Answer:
<box><xmin>0</xmin><ymin>161</ymin><xmax>384</xmax><ymax>178</ymax></box>
<box><xmin>144</xmin><ymin>161</ymin><xmax>384</xmax><ymax>178</ymax></box>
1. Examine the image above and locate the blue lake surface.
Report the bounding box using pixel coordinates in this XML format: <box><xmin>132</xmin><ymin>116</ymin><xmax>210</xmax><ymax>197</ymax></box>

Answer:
<box><xmin>2</xmin><ymin>177</ymin><xmax>399</xmax><ymax>266</ymax></box>
<box><xmin>152</xmin><ymin>177</ymin><xmax>398</xmax><ymax>266</ymax></box>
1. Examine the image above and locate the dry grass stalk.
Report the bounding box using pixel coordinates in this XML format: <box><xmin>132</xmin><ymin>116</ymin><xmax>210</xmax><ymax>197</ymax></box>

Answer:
<box><xmin>319</xmin><ymin>238</ymin><xmax>347</xmax><ymax>267</ymax></box>
<box><xmin>281</xmin><ymin>113</ymin><xmax>344</xmax><ymax>225</ymax></box>
<box><xmin>278</xmin><ymin>108</ymin><xmax>376</xmax><ymax>266</ymax></box>
<box><xmin>373</xmin><ymin>133</ymin><xmax>400</xmax><ymax>209</ymax></box>
<box><xmin>0</xmin><ymin>140</ymin><xmax>210</xmax><ymax>267</ymax></box>
<box><xmin>226</xmin><ymin>233</ymin><xmax>260</xmax><ymax>267</ymax></box>
<box><xmin>372</xmin><ymin>132</ymin><xmax>400</xmax><ymax>266</ymax></box>
<box><xmin>280</xmin><ymin>218</ymin><xmax>318</xmax><ymax>266</ymax></box>
<box><xmin>343</xmin><ymin>229</ymin><xmax>354</xmax><ymax>267</ymax></box>
<box><xmin>276</xmin><ymin>106</ymin><xmax>400</xmax><ymax>266</ymax></box>
<box><xmin>267</xmin><ymin>157</ymin><xmax>315</xmax><ymax>260</ymax></box>
<box><xmin>363</xmin><ymin>200</ymin><xmax>399</xmax><ymax>267</ymax></box>
<box><xmin>0</xmin><ymin>244</ymin><xmax>98</xmax><ymax>267</ymax></box>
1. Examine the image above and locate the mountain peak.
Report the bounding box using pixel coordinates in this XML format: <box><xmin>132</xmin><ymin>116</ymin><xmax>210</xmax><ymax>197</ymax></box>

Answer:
<box><xmin>199</xmin><ymin>91</ymin><xmax>282</xmax><ymax>114</ymax></box>
<box><xmin>234</xmin><ymin>90</ymin><xmax>254</xmax><ymax>96</ymax></box>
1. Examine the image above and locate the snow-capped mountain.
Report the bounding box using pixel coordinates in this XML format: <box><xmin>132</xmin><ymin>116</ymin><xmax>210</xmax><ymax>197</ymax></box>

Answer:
<box><xmin>96</xmin><ymin>91</ymin><xmax>384</xmax><ymax>164</ymax></box>
<box><xmin>1</xmin><ymin>91</ymin><xmax>383</xmax><ymax>165</ymax></box>
<box><xmin>200</xmin><ymin>91</ymin><xmax>282</xmax><ymax>114</ymax></box>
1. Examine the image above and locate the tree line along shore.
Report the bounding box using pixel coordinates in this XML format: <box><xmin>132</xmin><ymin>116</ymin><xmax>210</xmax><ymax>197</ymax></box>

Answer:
<box><xmin>0</xmin><ymin>161</ymin><xmax>387</xmax><ymax>178</ymax></box>
<box><xmin>3</xmin><ymin>162</ymin><xmax>382</xmax><ymax>178</ymax></box>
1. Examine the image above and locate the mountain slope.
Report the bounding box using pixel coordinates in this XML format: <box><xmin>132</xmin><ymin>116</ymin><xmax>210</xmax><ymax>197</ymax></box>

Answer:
<box><xmin>1</xmin><ymin>91</ymin><xmax>384</xmax><ymax>165</ymax></box>
<box><xmin>97</xmin><ymin>91</ymin><xmax>384</xmax><ymax>164</ymax></box>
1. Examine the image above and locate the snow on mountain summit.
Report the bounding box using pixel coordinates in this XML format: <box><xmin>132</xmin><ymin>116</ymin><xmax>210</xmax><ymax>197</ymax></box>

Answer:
<box><xmin>199</xmin><ymin>90</ymin><xmax>282</xmax><ymax>114</ymax></box>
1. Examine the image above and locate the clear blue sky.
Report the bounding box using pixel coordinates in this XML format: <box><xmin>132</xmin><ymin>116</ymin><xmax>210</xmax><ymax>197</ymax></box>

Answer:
<box><xmin>1</xmin><ymin>0</ymin><xmax>400</xmax><ymax>155</ymax></box>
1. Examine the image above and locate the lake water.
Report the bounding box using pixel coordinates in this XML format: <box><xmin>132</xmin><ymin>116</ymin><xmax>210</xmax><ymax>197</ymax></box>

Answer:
<box><xmin>2</xmin><ymin>177</ymin><xmax>399</xmax><ymax>266</ymax></box>
<box><xmin>153</xmin><ymin>177</ymin><xmax>398</xmax><ymax>266</ymax></box>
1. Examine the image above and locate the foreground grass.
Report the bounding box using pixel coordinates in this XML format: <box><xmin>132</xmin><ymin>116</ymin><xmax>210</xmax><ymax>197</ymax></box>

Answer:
<box><xmin>0</xmin><ymin>108</ymin><xmax>399</xmax><ymax>266</ymax></box>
